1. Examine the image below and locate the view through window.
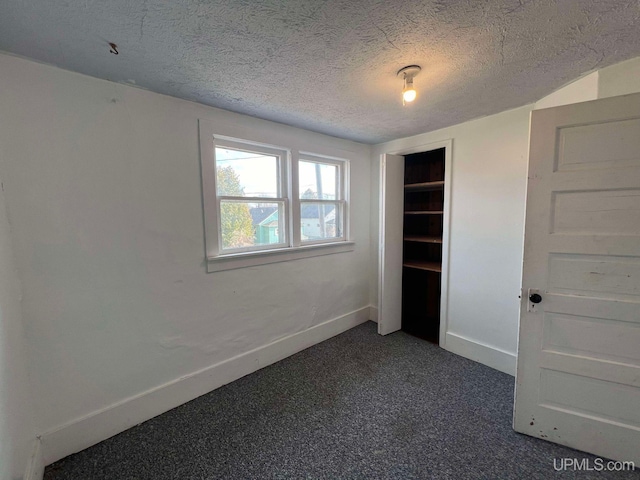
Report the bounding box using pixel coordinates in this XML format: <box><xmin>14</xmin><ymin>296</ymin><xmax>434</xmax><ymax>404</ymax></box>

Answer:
<box><xmin>215</xmin><ymin>147</ymin><xmax>285</xmax><ymax>250</ymax></box>
<box><xmin>299</xmin><ymin>160</ymin><xmax>342</xmax><ymax>241</ymax></box>
<box><xmin>213</xmin><ymin>140</ymin><xmax>347</xmax><ymax>255</ymax></box>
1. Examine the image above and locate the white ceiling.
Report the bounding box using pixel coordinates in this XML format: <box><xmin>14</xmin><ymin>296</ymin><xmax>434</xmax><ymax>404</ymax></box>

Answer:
<box><xmin>1</xmin><ymin>1</ymin><xmax>639</xmax><ymax>143</ymax></box>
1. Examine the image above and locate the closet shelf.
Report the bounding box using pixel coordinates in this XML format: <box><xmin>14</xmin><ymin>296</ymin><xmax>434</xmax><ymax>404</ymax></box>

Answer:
<box><xmin>404</xmin><ymin>211</ymin><xmax>443</xmax><ymax>215</ymax></box>
<box><xmin>404</xmin><ymin>180</ymin><xmax>445</xmax><ymax>191</ymax></box>
<box><xmin>403</xmin><ymin>260</ymin><xmax>442</xmax><ymax>273</ymax></box>
<box><xmin>404</xmin><ymin>235</ymin><xmax>443</xmax><ymax>244</ymax></box>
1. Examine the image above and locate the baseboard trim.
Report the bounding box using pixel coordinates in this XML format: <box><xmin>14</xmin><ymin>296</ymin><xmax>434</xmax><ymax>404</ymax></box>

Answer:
<box><xmin>369</xmin><ymin>306</ymin><xmax>378</xmax><ymax>322</ymax></box>
<box><xmin>444</xmin><ymin>332</ymin><xmax>516</xmax><ymax>376</ymax></box>
<box><xmin>24</xmin><ymin>437</ymin><xmax>44</xmax><ymax>480</ymax></box>
<box><xmin>40</xmin><ymin>307</ymin><xmax>370</xmax><ymax>465</ymax></box>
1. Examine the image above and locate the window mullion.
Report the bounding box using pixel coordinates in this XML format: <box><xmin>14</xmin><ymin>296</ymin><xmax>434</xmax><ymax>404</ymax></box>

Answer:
<box><xmin>290</xmin><ymin>150</ymin><xmax>301</xmax><ymax>248</ymax></box>
<box><xmin>281</xmin><ymin>151</ymin><xmax>291</xmax><ymax>247</ymax></box>
<box><xmin>343</xmin><ymin>160</ymin><xmax>349</xmax><ymax>241</ymax></box>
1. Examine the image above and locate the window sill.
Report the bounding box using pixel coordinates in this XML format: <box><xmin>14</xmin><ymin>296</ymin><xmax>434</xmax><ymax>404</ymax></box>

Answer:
<box><xmin>207</xmin><ymin>241</ymin><xmax>355</xmax><ymax>273</ymax></box>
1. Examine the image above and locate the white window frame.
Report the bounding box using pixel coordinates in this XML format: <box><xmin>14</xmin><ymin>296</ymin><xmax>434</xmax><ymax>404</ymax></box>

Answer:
<box><xmin>213</xmin><ymin>137</ymin><xmax>289</xmax><ymax>254</ymax></box>
<box><xmin>297</xmin><ymin>154</ymin><xmax>348</xmax><ymax>246</ymax></box>
<box><xmin>199</xmin><ymin>122</ymin><xmax>353</xmax><ymax>273</ymax></box>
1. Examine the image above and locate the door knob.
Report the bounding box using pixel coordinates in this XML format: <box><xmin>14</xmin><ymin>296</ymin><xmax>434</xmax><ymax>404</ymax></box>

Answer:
<box><xmin>529</xmin><ymin>293</ymin><xmax>542</xmax><ymax>304</ymax></box>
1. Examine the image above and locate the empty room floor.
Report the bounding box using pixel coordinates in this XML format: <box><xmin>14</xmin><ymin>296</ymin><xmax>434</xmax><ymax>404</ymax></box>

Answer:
<box><xmin>44</xmin><ymin>322</ymin><xmax>638</xmax><ymax>479</ymax></box>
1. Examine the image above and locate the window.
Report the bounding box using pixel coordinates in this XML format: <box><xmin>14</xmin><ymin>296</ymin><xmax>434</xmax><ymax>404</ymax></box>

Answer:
<box><xmin>214</xmin><ymin>139</ymin><xmax>288</xmax><ymax>253</ymax></box>
<box><xmin>199</xmin><ymin>125</ymin><xmax>352</xmax><ymax>272</ymax></box>
<box><xmin>298</xmin><ymin>157</ymin><xmax>345</xmax><ymax>243</ymax></box>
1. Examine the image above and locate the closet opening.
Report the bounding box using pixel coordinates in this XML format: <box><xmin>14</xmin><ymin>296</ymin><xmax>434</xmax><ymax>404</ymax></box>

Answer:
<box><xmin>401</xmin><ymin>147</ymin><xmax>446</xmax><ymax>344</ymax></box>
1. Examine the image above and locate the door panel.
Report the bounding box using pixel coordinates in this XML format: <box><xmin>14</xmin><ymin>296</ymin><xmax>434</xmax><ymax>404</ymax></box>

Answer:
<box><xmin>378</xmin><ymin>154</ymin><xmax>404</xmax><ymax>335</ymax></box>
<box><xmin>551</xmin><ymin>189</ymin><xmax>640</xmax><ymax>235</ymax></box>
<box><xmin>514</xmin><ymin>93</ymin><xmax>640</xmax><ymax>463</ymax></box>
<box><xmin>556</xmin><ymin>117</ymin><xmax>640</xmax><ymax>171</ymax></box>
<box><xmin>542</xmin><ymin>312</ymin><xmax>640</xmax><ymax>366</ymax></box>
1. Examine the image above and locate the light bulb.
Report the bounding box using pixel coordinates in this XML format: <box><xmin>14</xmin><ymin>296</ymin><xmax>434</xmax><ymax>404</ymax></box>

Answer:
<box><xmin>397</xmin><ymin>65</ymin><xmax>422</xmax><ymax>105</ymax></box>
<box><xmin>403</xmin><ymin>88</ymin><xmax>417</xmax><ymax>103</ymax></box>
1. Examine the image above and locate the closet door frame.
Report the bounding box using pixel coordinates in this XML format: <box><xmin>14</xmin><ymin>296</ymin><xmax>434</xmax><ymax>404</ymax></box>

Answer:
<box><xmin>377</xmin><ymin>139</ymin><xmax>453</xmax><ymax>346</ymax></box>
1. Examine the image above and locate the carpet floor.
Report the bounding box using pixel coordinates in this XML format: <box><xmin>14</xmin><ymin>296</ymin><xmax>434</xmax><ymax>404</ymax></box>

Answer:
<box><xmin>44</xmin><ymin>321</ymin><xmax>638</xmax><ymax>479</ymax></box>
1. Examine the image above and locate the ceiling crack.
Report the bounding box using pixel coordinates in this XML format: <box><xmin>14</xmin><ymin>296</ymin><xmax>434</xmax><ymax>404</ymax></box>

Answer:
<box><xmin>583</xmin><ymin>43</ymin><xmax>605</xmax><ymax>70</ymax></box>
<box><xmin>503</xmin><ymin>0</ymin><xmax>533</xmax><ymax>15</ymax></box>
<box><xmin>373</xmin><ymin>23</ymin><xmax>400</xmax><ymax>51</ymax></box>
<box><xmin>499</xmin><ymin>29</ymin><xmax>506</xmax><ymax>66</ymax></box>
<box><xmin>139</xmin><ymin>0</ymin><xmax>148</xmax><ymax>40</ymax></box>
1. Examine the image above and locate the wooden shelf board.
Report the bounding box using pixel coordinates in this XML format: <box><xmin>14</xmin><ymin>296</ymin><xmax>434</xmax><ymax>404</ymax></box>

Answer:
<box><xmin>404</xmin><ymin>235</ymin><xmax>443</xmax><ymax>244</ymax></box>
<box><xmin>404</xmin><ymin>211</ymin><xmax>443</xmax><ymax>215</ymax></box>
<box><xmin>403</xmin><ymin>260</ymin><xmax>442</xmax><ymax>272</ymax></box>
<box><xmin>405</xmin><ymin>180</ymin><xmax>445</xmax><ymax>191</ymax></box>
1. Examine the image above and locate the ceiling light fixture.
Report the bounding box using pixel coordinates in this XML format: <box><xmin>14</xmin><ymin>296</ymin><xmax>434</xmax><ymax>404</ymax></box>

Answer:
<box><xmin>397</xmin><ymin>65</ymin><xmax>421</xmax><ymax>105</ymax></box>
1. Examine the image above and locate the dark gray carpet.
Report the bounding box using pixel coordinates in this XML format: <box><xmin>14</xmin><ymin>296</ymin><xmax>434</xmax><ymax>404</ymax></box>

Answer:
<box><xmin>45</xmin><ymin>321</ymin><xmax>638</xmax><ymax>480</ymax></box>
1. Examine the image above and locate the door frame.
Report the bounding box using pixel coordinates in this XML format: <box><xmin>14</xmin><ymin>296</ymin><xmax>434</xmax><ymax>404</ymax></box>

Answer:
<box><xmin>377</xmin><ymin>139</ymin><xmax>453</xmax><ymax>346</ymax></box>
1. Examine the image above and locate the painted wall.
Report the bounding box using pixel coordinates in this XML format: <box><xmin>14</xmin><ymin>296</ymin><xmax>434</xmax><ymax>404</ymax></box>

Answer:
<box><xmin>0</xmin><ymin>53</ymin><xmax>372</xmax><ymax>464</ymax></box>
<box><xmin>0</xmin><ymin>170</ymin><xmax>38</xmax><ymax>478</ymax></box>
<box><xmin>534</xmin><ymin>56</ymin><xmax>640</xmax><ymax>110</ymax></box>
<box><xmin>370</xmin><ymin>56</ymin><xmax>640</xmax><ymax>376</ymax></box>
<box><xmin>598</xmin><ymin>56</ymin><xmax>640</xmax><ymax>99</ymax></box>
<box><xmin>534</xmin><ymin>72</ymin><xmax>598</xmax><ymax>110</ymax></box>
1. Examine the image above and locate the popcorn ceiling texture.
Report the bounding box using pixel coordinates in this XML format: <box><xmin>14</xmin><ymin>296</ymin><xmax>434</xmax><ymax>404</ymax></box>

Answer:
<box><xmin>0</xmin><ymin>0</ymin><xmax>639</xmax><ymax>143</ymax></box>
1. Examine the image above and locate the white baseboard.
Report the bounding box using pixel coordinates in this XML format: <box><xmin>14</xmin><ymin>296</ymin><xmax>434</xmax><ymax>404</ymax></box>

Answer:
<box><xmin>369</xmin><ymin>306</ymin><xmax>378</xmax><ymax>322</ymax></box>
<box><xmin>444</xmin><ymin>332</ymin><xmax>516</xmax><ymax>376</ymax></box>
<box><xmin>24</xmin><ymin>437</ymin><xmax>44</xmax><ymax>480</ymax></box>
<box><xmin>40</xmin><ymin>306</ymin><xmax>370</xmax><ymax>465</ymax></box>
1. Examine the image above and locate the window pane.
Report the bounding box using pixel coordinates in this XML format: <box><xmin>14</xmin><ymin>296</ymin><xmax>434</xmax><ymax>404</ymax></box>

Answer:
<box><xmin>300</xmin><ymin>202</ymin><xmax>342</xmax><ymax>241</ymax></box>
<box><xmin>299</xmin><ymin>161</ymin><xmax>337</xmax><ymax>200</ymax></box>
<box><xmin>216</xmin><ymin>147</ymin><xmax>279</xmax><ymax>198</ymax></box>
<box><xmin>220</xmin><ymin>201</ymin><xmax>284</xmax><ymax>250</ymax></box>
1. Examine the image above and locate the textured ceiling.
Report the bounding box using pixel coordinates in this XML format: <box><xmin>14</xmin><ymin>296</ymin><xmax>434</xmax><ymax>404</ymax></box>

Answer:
<box><xmin>1</xmin><ymin>1</ymin><xmax>639</xmax><ymax>143</ymax></box>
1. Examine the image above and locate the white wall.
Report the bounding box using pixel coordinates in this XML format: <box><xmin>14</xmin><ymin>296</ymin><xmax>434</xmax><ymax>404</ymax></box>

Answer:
<box><xmin>598</xmin><ymin>56</ymin><xmax>640</xmax><ymax>99</ymax></box>
<box><xmin>534</xmin><ymin>71</ymin><xmax>598</xmax><ymax>110</ymax></box>
<box><xmin>0</xmin><ymin>170</ymin><xmax>39</xmax><ymax>478</ymax></box>
<box><xmin>534</xmin><ymin>56</ymin><xmax>640</xmax><ymax>110</ymax></box>
<box><xmin>0</xmin><ymin>53</ymin><xmax>372</xmax><ymax>465</ymax></box>
<box><xmin>370</xmin><ymin>55</ymin><xmax>640</xmax><ymax>376</ymax></box>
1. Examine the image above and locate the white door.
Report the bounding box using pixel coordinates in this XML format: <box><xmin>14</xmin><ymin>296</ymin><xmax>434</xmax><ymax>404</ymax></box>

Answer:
<box><xmin>378</xmin><ymin>154</ymin><xmax>404</xmax><ymax>335</ymax></box>
<box><xmin>515</xmin><ymin>93</ymin><xmax>640</xmax><ymax>463</ymax></box>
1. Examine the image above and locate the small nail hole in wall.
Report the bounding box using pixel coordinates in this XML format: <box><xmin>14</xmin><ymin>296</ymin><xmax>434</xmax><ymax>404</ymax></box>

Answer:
<box><xmin>109</xmin><ymin>43</ymin><xmax>119</xmax><ymax>55</ymax></box>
